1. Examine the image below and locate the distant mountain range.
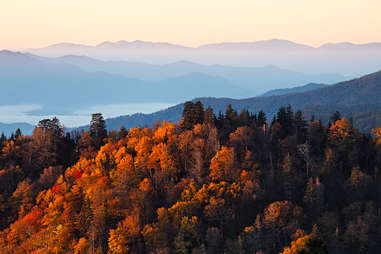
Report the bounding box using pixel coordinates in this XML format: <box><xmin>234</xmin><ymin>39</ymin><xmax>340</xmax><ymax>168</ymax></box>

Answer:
<box><xmin>0</xmin><ymin>122</ymin><xmax>35</xmax><ymax>136</ymax></box>
<box><xmin>0</xmin><ymin>50</ymin><xmax>345</xmax><ymax>116</ymax></box>
<box><xmin>99</xmin><ymin>70</ymin><xmax>381</xmax><ymax>133</ymax></box>
<box><xmin>3</xmin><ymin>70</ymin><xmax>381</xmax><ymax>135</ymax></box>
<box><xmin>35</xmin><ymin>54</ymin><xmax>344</xmax><ymax>93</ymax></box>
<box><xmin>0</xmin><ymin>50</ymin><xmax>249</xmax><ymax>114</ymax></box>
<box><xmin>24</xmin><ymin>39</ymin><xmax>381</xmax><ymax>75</ymax></box>
<box><xmin>2</xmin><ymin>40</ymin><xmax>381</xmax><ymax>134</ymax></box>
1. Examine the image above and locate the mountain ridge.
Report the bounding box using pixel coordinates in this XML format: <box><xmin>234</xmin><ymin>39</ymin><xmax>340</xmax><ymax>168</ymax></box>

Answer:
<box><xmin>24</xmin><ymin>39</ymin><xmax>381</xmax><ymax>51</ymax></box>
<box><xmin>4</xmin><ymin>70</ymin><xmax>381</xmax><ymax>135</ymax></box>
<box><xmin>28</xmin><ymin>52</ymin><xmax>345</xmax><ymax>93</ymax></box>
<box><xmin>261</xmin><ymin>83</ymin><xmax>328</xmax><ymax>96</ymax></box>
<box><xmin>99</xmin><ymin>70</ymin><xmax>381</xmax><ymax>133</ymax></box>
<box><xmin>22</xmin><ymin>39</ymin><xmax>381</xmax><ymax>75</ymax></box>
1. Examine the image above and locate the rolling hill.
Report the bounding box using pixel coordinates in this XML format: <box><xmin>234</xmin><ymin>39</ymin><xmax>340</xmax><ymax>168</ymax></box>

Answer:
<box><xmin>101</xmin><ymin>70</ymin><xmax>381</xmax><ymax>132</ymax></box>
<box><xmin>0</xmin><ymin>122</ymin><xmax>35</xmax><ymax>137</ymax></box>
<box><xmin>5</xmin><ymin>70</ymin><xmax>381</xmax><ymax>135</ymax></box>
<box><xmin>261</xmin><ymin>83</ymin><xmax>328</xmax><ymax>96</ymax></box>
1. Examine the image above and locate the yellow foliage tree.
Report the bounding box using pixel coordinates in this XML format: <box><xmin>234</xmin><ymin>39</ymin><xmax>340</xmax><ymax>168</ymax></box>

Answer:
<box><xmin>209</xmin><ymin>146</ymin><xmax>235</xmax><ymax>181</ymax></box>
<box><xmin>372</xmin><ymin>126</ymin><xmax>381</xmax><ymax>145</ymax></box>
<box><xmin>108</xmin><ymin>214</ymin><xmax>141</xmax><ymax>254</ymax></box>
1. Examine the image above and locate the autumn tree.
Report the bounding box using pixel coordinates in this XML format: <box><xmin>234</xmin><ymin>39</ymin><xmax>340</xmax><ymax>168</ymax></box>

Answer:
<box><xmin>30</xmin><ymin>117</ymin><xmax>69</xmax><ymax>176</ymax></box>
<box><xmin>1</xmin><ymin>105</ymin><xmax>381</xmax><ymax>254</ymax></box>
<box><xmin>209</xmin><ymin>146</ymin><xmax>236</xmax><ymax>182</ymax></box>
<box><xmin>280</xmin><ymin>233</ymin><xmax>328</xmax><ymax>254</ymax></box>
<box><xmin>108</xmin><ymin>214</ymin><xmax>141</xmax><ymax>254</ymax></box>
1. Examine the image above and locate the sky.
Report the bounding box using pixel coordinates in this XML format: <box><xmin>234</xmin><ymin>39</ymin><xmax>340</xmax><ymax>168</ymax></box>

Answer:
<box><xmin>1</xmin><ymin>0</ymin><xmax>381</xmax><ymax>50</ymax></box>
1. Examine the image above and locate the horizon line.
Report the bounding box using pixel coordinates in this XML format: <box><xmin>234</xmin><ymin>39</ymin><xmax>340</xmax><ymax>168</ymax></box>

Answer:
<box><xmin>6</xmin><ymin>38</ymin><xmax>381</xmax><ymax>51</ymax></box>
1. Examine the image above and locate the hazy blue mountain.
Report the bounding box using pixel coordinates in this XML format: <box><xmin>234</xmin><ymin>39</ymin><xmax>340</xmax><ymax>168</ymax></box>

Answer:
<box><xmin>25</xmin><ymin>40</ymin><xmax>193</xmax><ymax>63</ymax></box>
<box><xmin>261</xmin><ymin>83</ymin><xmax>328</xmax><ymax>96</ymax></box>
<box><xmin>32</xmin><ymin>54</ymin><xmax>345</xmax><ymax>93</ymax></box>
<box><xmin>154</xmin><ymin>72</ymin><xmax>251</xmax><ymax>99</ymax></box>
<box><xmin>24</xmin><ymin>39</ymin><xmax>381</xmax><ymax>76</ymax></box>
<box><xmin>0</xmin><ymin>50</ymin><xmax>253</xmax><ymax>114</ymax></box>
<box><xmin>0</xmin><ymin>122</ymin><xmax>35</xmax><ymax>136</ymax></box>
<box><xmin>319</xmin><ymin>42</ymin><xmax>381</xmax><ymax>50</ymax></box>
<box><xmin>0</xmin><ymin>50</ymin><xmax>149</xmax><ymax>114</ymax></box>
<box><xmin>98</xmin><ymin>70</ymin><xmax>381</xmax><ymax>133</ymax></box>
<box><xmin>96</xmin><ymin>40</ymin><xmax>188</xmax><ymax>50</ymax></box>
<box><xmin>198</xmin><ymin>39</ymin><xmax>313</xmax><ymax>50</ymax></box>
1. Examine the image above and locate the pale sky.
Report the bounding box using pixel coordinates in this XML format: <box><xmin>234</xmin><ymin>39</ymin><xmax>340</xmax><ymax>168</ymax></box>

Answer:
<box><xmin>1</xmin><ymin>0</ymin><xmax>381</xmax><ymax>50</ymax></box>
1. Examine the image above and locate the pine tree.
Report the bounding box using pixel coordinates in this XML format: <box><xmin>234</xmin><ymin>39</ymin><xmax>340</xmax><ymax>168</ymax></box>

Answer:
<box><xmin>204</xmin><ymin>106</ymin><xmax>216</xmax><ymax>125</ymax></box>
<box><xmin>282</xmin><ymin>153</ymin><xmax>297</xmax><ymax>202</ymax></box>
<box><xmin>257</xmin><ymin>110</ymin><xmax>267</xmax><ymax>128</ymax></box>
<box><xmin>295</xmin><ymin>110</ymin><xmax>307</xmax><ymax>143</ymax></box>
<box><xmin>15</xmin><ymin>128</ymin><xmax>22</xmax><ymax>139</ymax></box>
<box><xmin>118</xmin><ymin>126</ymin><xmax>128</xmax><ymax>140</ymax></box>
<box><xmin>89</xmin><ymin>113</ymin><xmax>107</xmax><ymax>150</ymax></box>
<box><xmin>330</xmin><ymin>111</ymin><xmax>342</xmax><ymax>123</ymax></box>
<box><xmin>225</xmin><ymin>104</ymin><xmax>237</xmax><ymax>123</ymax></box>
<box><xmin>181</xmin><ymin>101</ymin><xmax>204</xmax><ymax>130</ymax></box>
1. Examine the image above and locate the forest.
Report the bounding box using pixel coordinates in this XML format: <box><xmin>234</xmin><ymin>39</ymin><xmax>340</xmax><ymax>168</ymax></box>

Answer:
<box><xmin>0</xmin><ymin>101</ymin><xmax>381</xmax><ymax>254</ymax></box>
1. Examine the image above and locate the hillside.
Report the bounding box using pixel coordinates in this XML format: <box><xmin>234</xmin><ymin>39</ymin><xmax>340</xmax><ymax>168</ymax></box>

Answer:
<box><xmin>261</xmin><ymin>83</ymin><xmax>328</xmax><ymax>96</ymax></box>
<box><xmin>0</xmin><ymin>122</ymin><xmax>35</xmax><ymax>136</ymax></box>
<box><xmin>102</xmin><ymin>70</ymin><xmax>381</xmax><ymax>132</ymax></box>
<box><xmin>1</xmin><ymin>104</ymin><xmax>381</xmax><ymax>253</ymax></box>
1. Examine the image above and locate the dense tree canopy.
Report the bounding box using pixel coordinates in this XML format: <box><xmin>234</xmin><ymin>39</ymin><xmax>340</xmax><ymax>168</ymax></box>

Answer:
<box><xmin>0</xmin><ymin>102</ymin><xmax>381</xmax><ymax>253</ymax></box>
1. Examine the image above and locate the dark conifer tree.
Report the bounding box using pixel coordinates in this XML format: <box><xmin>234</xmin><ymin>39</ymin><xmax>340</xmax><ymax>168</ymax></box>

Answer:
<box><xmin>118</xmin><ymin>126</ymin><xmax>128</xmax><ymax>140</ymax></box>
<box><xmin>182</xmin><ymin>101</ymin><xmax>204</xmax><ymax>130</ymax></box>
<box><xmin>0</xmin><ymin>132</ymin><xmax>6</xmax><ymax>145</ymax></box>
<box><xmin>257</xmin><ymin>110</ymin><xmax>266</xmax><ymax>128</ymax></box>
<box><xmin>14</xmin><ymin>128</ymin><xmax>22</xmax><ymax>139</ymax></box>
<box><xmin>330</xmin><ymin>111</ymin><xmax>342</xmax><ymax>123</ymax></box>
<box><xmin>89</xmin><ymin>113</ymin><xmax>107</xmax><ymax>150</ymax></box>
<box><xmin>238</xmin><ymin>109</ymin><xmax>251</xmax><ymax>127</ymax></box>
<box><xmin>295</xmin><ymin>110</ymin><xmax>307</xmax><ymax>143</ymax></box>
<box><xmin>204</xmin><ymin>106</ymin><xmax>216</xmax><ymax>125</ymax></box>
<box><xmin>225</xmin><ymin>104</ymin><xmax>237</xmax><ymax>123</ymax></box>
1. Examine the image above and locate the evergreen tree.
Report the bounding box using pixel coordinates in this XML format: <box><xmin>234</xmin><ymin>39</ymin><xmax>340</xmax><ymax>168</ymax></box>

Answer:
<box><xmin>0</xmin><ymin>132</ymin><xmax>6</xmax><ymax>145</ymax></box>
<box><xmin>118</xmin><ymin>126</ymin><xmax>128</xmax><ymax>140</ymax></box>
<box><xmin>14</xmin><ymin>128</ymin><xmax>22</xmax><ymax>139</ymax></box>
<box><xmin>295</xmin><ymin>110</ymin><xmax>307</xmax><ymax>143</ymax></box>
<box><xmin>257</xmin><ymin>110</ymin><xmax>267</xmax><ymax>128</ymax></box>
<box><xmin>89</xmin><ymin>113</ymin><xmax>107</xmax><ymax>149</ymax></box>
<box><xmin>204</xmin><ymin>106</ymin><xmax>216</xmax><ymax>125</ymax></box>
<box><xmin>225</xmin><ymin>104</ymin><xmax>237</xmax><ymax>122</ymax></box>
<box><xmin>282</xmin><ymin>153</ymin><xmax>298</xmax><ymax>202</ymax></box>
<box><xmin>330</xmin><ymin>111</ymin><xmax>342</xmax><ymax>123</ymax></box>
<box><xmin>181</xmin><ymin>101</ymin><xmax>204</xmax><ymax>130</ymax></box>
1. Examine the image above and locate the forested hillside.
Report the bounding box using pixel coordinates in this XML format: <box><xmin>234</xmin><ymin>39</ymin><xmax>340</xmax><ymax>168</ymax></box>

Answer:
<box><xmin>103</xmin><ymin>70</ymin><xmax>381</xmax><ymax>133</ymax></box>
<box><xmin>261</xmin><ymin>83</ymin><xmax>327</xmax><ymax>97</ymax></box>
<box><xmin>1</xmin><ymin>102</ymin><xmax>381</xmax><ymax>253</ymax></box>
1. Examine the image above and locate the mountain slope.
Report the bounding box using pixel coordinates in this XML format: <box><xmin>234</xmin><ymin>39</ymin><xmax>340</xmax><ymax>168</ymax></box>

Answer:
<box><xmin>261</xmin><ymin>83</ymin><xmax>328</xmax><ymax>96</ymax></box>
<box><xmin>0</xmin><ymin>122</ymin><xmax>35</xmax><ymax>136</ymax></box>
<box><xmin>102</xmin><ymin>70</ymin><xmax>381</xmax><ymax>132</ymax></box>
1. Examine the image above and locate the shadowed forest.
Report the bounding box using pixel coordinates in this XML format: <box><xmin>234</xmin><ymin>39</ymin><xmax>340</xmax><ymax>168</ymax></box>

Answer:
<box><xmin>0</xmin><ymin>102</ymin><xmax>381</xmax><ymax>254</ymax></box>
